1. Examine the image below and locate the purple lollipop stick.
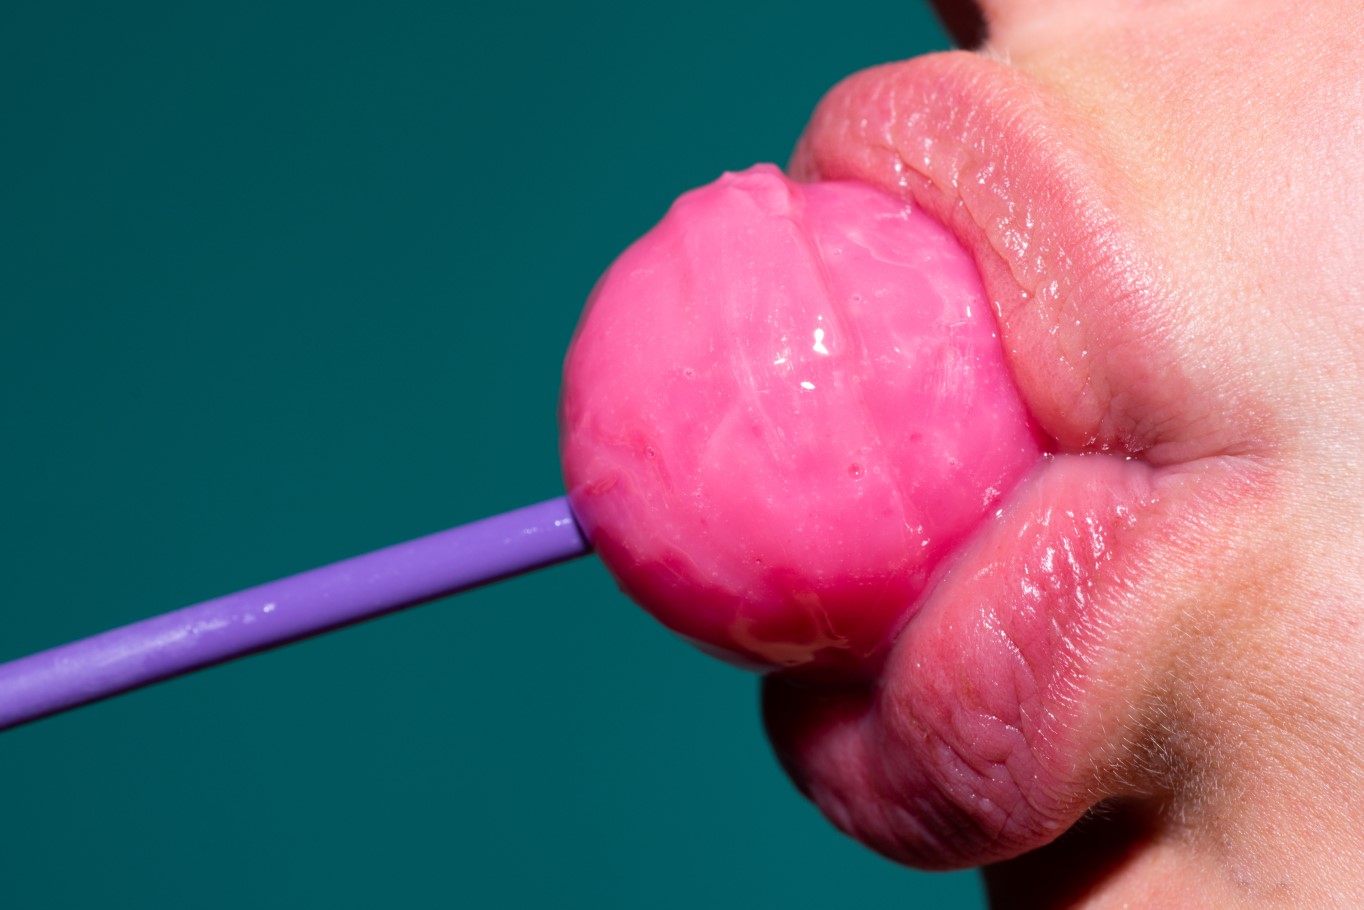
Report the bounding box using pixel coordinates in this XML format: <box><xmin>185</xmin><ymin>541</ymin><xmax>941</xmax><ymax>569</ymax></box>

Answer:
<box><xmin>0</xmin><ymin>497</ymin><xmax>590</xmax><ymax>732</ymax></box>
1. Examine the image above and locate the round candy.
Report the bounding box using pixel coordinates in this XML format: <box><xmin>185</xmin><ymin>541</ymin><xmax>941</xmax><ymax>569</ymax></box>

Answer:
<box><xmin>560</xmin><ymin>165</ymin><xmax>1043</xmax><ymax>676</ymax></box>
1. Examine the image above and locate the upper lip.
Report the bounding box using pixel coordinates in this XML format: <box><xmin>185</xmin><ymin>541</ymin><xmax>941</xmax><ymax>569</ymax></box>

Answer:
<box><xmin>790</xmin><ymin>50</ymin><xmax>1216</xmax><ymax>464</ymax></box>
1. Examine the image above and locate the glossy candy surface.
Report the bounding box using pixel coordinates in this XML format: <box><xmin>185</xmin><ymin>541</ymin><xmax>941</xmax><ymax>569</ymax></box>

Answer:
<box><xmin>560</xmin><ymin>165</ymin><xmax>1043</xmax><ymax>675</ymax></box>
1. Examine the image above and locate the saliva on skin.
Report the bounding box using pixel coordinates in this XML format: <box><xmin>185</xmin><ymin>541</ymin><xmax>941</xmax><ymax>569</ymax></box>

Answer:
<box><xmin>560</xmin><ymin>164</ymin><xmax>1045</xmax><ymax>679</ymax></box>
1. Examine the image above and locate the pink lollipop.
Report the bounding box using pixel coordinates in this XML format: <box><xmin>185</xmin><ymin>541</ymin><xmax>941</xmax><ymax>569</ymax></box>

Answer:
<box><xmin>561</xmin><ymin>165</ymin><xmax>1043</xmax><ymax>677</ymax></box>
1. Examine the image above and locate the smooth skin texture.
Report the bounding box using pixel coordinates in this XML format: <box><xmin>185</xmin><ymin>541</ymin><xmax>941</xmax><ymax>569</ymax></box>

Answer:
<box><xmin>765</xmin><ymin>1</ymin><xmax>1364</xmax><ymax>907</ymax></box>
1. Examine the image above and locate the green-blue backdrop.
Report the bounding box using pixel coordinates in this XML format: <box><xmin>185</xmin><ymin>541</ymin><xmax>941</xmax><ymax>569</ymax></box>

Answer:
<box><xmin>1</xmin><ymin>2</ymin><xmax>986</xmax><ymax>907</ymax></box>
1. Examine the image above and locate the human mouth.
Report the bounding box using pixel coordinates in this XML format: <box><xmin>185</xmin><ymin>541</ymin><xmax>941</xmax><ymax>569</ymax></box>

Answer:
<box><xmin>766</xmin><ymin>51</ymin><xmax>1268</xmax><ymax>867</ymax></box>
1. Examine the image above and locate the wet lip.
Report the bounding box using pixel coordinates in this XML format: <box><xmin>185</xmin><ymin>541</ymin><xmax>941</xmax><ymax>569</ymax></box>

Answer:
<box><xmin>765</xmin><ymin>51</ymin><xmax>1245</xmax><ymax>868</ymax></box>
<box><xmin>791</xmin><ymin>51</ymin><xmax>1208</xmax><ymax>462</ymax></box>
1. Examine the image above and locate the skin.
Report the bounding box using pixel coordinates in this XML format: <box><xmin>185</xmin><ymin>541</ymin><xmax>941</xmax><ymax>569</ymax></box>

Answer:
<box><xmin>762</xmin><ymin>1</ymin><xmax>1364</xmax><ymax>906</ymax></box>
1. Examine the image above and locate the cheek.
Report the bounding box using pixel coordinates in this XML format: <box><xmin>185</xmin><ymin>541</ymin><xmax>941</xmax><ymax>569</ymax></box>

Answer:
<box><xmin>559</xmin><ymin>166</ymin><xmax>1043</xmax><ymax>676</ymax></box>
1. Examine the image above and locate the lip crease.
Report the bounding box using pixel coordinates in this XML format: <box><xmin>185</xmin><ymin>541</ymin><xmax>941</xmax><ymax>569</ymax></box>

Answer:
<box><xmin>764</xmin><ymin>51</ymin><xmax>1266</xmax><ymax>868</ymax></box>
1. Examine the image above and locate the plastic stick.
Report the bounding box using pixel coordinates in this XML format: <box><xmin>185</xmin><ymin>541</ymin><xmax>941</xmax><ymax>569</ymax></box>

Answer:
<box><xmin>0</xmin><ymin>497</ymin><xmax>590</xmax><ymax>732</ymax></box>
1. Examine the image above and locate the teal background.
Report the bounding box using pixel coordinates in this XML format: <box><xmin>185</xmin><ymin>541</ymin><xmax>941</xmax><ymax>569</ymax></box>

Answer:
<box><xmin>0</xmin><ymin>2</ymin><xmax>985</xmax><ymax>907</ymax></box>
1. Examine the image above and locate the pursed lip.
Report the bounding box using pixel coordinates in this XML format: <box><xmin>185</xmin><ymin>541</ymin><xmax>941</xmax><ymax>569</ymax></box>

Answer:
<box><xmin>764</xmin><ymin>51</ymin><xmax>1267</xmax><ymax>868</ymax></box>
<box><xmin>790</xmin><ymin>51</ymin><xmax>1250</xmax><ymax>465</ymax></box>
